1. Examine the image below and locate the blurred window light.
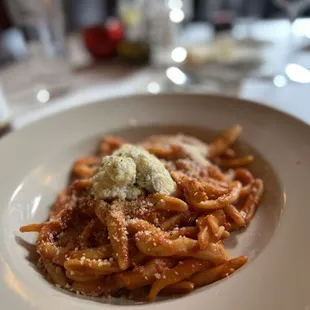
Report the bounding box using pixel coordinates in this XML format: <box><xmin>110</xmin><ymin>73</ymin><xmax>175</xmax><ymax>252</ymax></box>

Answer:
<box><xmin>273</xmin><ymin>75</ymin><xmax>287</xmax><ymax>88</ymax></box>
<box><xmin>37</xmin><ymin>89</ymin><xmax>50</xmax><ymax>103</ymax></box>
<box><xmin>292</xmin><ymin>19</ymin><xmax>310</xmax><ymax>38</ymax></box>
<box><xmin>169</xmin><ymin>9</ymin><xmax>185</xmax><ymax>23</ymax></box>
<box><xmin>147</xmin><ymin>82</ymin><xmax>161</xmax><ymax>94</ymax></box>
<box><xmin>167</xmin><ymin>0</ymin><xmax>183</xmax><ymax>10</ymax></box>
<box><xmin>285</xmin><ymin>64</ymin><xmax>310</xmax><ymax>84</ymax></box>
<box><xmin>166</xmin><ymin>66</ymin><xmax>187</xmax><ymax>85</ymax></box>
<box><xmin>171</xmin><ymin>47</ymin><xmax>187</xmax><ymax>63</ymax></box>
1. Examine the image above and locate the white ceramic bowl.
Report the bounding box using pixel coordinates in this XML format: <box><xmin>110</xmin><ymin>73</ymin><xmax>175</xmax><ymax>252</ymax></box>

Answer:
<box><xmin>0</xmin><ymin>94</ymin><xmax>309</xmax><ymax>310</ymax></box>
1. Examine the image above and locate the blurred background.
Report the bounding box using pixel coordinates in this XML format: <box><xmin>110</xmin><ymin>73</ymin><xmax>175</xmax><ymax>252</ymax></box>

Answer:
<box><xmin>1</xmin><ymin>0</ymin><xmax>310</xmax><ymax>133</ymax></box>
<box><xmin>2</xmin><ymin>0</ymin><xmax>310</xmax><ymax>68</ymax></box>
<box><xmin>1</xmin><ymin>0</ymin><xmax>310</xmax><ymax>41</ymax></box>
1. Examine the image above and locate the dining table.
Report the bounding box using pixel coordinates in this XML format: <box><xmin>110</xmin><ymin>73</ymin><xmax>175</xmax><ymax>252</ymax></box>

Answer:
<box><xmin>1</xmin><ymin>18</ymin><xmax>310</xmax><ymax>131</ymax></box>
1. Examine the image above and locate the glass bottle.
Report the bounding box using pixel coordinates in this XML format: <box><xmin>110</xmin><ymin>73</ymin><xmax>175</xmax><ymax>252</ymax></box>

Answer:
<box><xmin>117</xmin><ymin>0</ymin><xmax>150</xmax><ymax>64</ymax></box>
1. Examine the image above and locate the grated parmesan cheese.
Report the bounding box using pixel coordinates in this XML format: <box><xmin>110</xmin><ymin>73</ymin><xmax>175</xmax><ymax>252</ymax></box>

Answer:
<box><xmin>154</xmin><ymin>273</ymin><xmax>161</xmax><ymax>279</ymax></box>
<box><xmin>173</xmin><ymin>135</ymin><xmax>210</xmax><ymax>167</ymax></box>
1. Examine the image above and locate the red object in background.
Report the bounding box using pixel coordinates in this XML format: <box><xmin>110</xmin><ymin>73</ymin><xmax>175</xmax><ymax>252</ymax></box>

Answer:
<box><xmin>82</xmin><ymin>20</ymin><xmax>124</xmax><ymax>60</ymax></box>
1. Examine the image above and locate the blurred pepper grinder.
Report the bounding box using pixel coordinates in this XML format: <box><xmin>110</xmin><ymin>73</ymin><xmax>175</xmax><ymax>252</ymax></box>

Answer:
<box><xmin>0</xmin><ymin>86</ymin><xmax>12</xmax><ymax>137</ymax></box>
<box><xmin>0</xmin><ymin>1</ymin><xmax>12</xmax><ymax>137</ymax></box>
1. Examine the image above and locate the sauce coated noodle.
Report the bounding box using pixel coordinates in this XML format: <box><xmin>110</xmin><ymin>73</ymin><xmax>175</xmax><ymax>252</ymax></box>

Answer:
<box><xmin>20</xmin><ymin>126</ymin><xmax>263</xmax><ymax>302</ymax></box>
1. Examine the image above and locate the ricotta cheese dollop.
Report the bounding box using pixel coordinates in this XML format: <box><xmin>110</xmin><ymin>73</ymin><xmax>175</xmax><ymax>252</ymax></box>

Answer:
<box><xmin>92</xmin><ymin>144</ymin><xmax>176</xmax><ymax>201</ymax></box>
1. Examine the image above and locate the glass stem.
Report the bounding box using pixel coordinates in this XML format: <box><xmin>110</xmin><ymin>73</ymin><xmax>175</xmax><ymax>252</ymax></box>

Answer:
<box><xmin>283</xmin><ymin>10</ymin><xmax>296</xmax><ymax>73</ymax></box>
<box><xmin>246</xmin><ymin>18</ymin><xmax>254</xmax><ymax>39</ymax></box>
<box><xmin>280</xmin><ymin>10</ymin><xmax>297</xmax><ymax>75</ymax></box>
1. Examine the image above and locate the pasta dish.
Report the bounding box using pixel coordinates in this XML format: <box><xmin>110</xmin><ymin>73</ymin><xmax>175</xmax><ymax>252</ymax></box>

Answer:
<box><xmin>20</xmin><ymin>125</ymin><xmax>263</xmax><ymax>302</ymax></box>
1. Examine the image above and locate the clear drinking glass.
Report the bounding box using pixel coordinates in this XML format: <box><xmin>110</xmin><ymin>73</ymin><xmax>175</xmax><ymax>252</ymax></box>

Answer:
<box><xmin>269</xmin><ymin>0</ymin><xmax>310</xmax><ymax>82</ymax></box>
<box><xmin>4</xmin><ymin>0</ymin><xmax>71</xmax><ymax>105</ymax></box>
<box><xmin>233</xmin><ymin>0</ymin><xmax>265</xmax><ymax>43</ymax></box>
<box><xmin>274</xmin><ymin>0</ymin><xmax>310</xmax><ymax>23</ymax></box>
<box><xmin>145</xmin><ymin>0</ymin><xmax>193</xmax><ymax>93</ymax></box>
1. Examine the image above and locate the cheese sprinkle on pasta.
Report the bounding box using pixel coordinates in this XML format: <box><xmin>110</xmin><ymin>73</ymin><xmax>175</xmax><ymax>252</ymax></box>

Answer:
<box><xmin>92</xmin><ymin>144</ymin><xmax>177</xmax><ymax>201</ymax></box>
<box><xmin>19</xmin><ymin>127</ymin><xmax>263</xmax><ymax>302</ymax></box>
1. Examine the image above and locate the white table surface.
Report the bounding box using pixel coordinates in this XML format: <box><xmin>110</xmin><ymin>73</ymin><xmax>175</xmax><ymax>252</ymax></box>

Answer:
<box><xmin>2</xmin><ymin>19</ymin><xmax>310</xmax><ymax>129</ymax></box>
<box><xmin>11</xmin><ymin>71</ymin><xmax>310</xmax><ymax>129</ymax></box>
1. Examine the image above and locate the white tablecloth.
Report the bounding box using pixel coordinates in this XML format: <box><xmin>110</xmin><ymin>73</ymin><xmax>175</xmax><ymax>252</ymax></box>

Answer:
<box><xmin>11</xmin><ymin>70</ymin><xmax>310</xmax><ymax>129</ymax></box>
